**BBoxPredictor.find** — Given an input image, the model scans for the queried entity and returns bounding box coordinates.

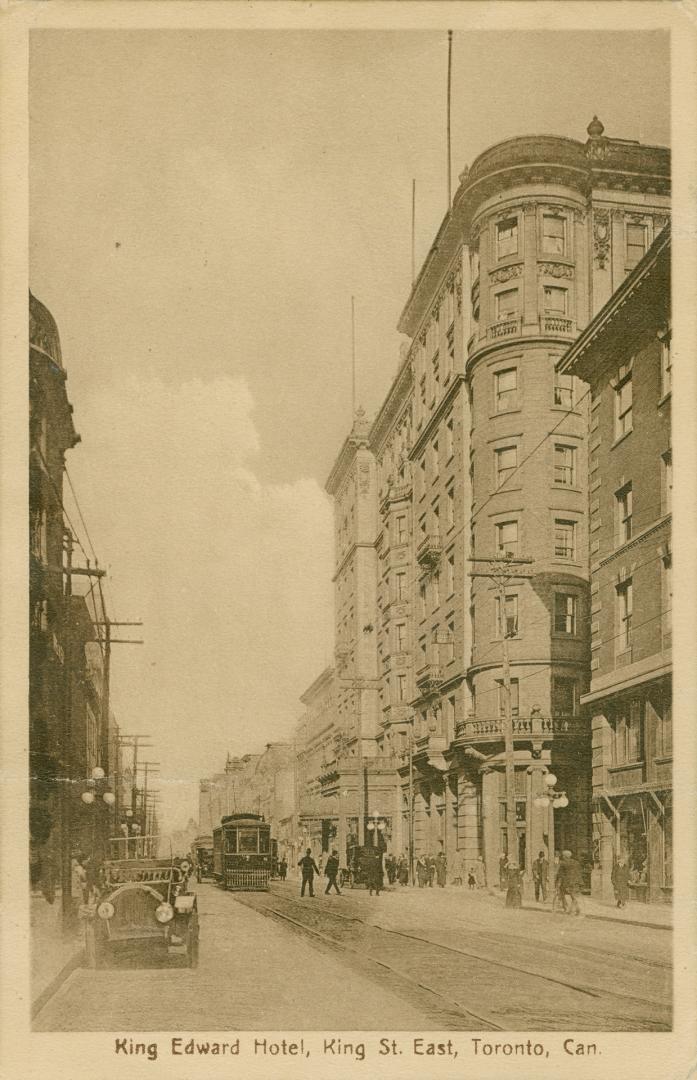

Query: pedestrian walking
[435,851,447,888]
[397,855,409,885]
[499,852,508,891]
[475,855,487,889]
[426,854,436,887]
[557,850,582,915]
[385,854,397,885]
[279,857,288,881]
[467,868,477,889]
[298,848,320,897]
[532,850,549,903]
[611,856,630,908]
[324,848,341,895]
[551,852,564,912]
[416,854,428,888]
[505,861,524,908]
[366,848,383,896]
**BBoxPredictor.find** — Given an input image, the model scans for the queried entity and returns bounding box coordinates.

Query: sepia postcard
[1,3,696,1080]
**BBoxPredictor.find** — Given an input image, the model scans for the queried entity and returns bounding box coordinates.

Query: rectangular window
[662,451,672,515]
[496,594,519,638]
[397,673,407,703]
[554,593,577,635]
[419,582,427,620]
[554,519,576,560]
[446,486,455,528]
[497,217,518,259]
[432,573,440,611]
[543,286,567,314]
[659,329,671,397]
[395,622,407,652]
[497,678,520,717]
[616,484,633,544]
[419,374,427,408]
[239,830,258,853]
[554,443,576,486]
[495,445,517,489]
[446,552,455,596]
[656,698,672,757]
[396,571,407,601]
[614,699,643,763]
[496,520,519,558]
[495,367,518,411]
[396,514,408,545]
[615,368,633,438]
[542,214,566,255]
[617,579,633,651]
[431,440,439,479]
[496,288,519,319]
[445,416,454,460]
[470,604,476,647]
[432,351,440,393]
[552,677,577,717]
[446,326,455,370]
[419,514,427,538]
[626,223,647,267]
[554,371,574,408]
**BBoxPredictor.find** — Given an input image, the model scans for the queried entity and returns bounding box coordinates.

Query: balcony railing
[415,662,443,694]
[488,316,522,341]
[455,714,586,742]
[542,314,574,335]
[416,533,442,568]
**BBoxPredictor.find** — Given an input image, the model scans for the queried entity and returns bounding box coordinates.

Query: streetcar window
[238,830,258,852]
[258,832,270,853]
[225,830,237,853]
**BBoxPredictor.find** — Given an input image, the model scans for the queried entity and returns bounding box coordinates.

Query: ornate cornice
[538,261,574,279]
[489,262,523,284]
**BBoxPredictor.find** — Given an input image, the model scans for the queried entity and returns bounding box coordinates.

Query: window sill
[608,761,645,773]
[490,407,522,420]
[553,484,583,494]
[550,405,581,415]
[654,755,673,765]
[611,429,633,450]
[491,486,523,496]
[551,632,580,640]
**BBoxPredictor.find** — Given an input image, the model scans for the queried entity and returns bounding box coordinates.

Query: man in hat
[532,850,549,903]
[298,848,320,897]
[557,849,582,915]
[324,848,341,895]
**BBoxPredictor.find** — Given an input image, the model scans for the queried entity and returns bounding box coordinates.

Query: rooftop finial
[587,115,605,139]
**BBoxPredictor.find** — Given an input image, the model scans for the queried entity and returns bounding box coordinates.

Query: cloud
[66,374,334,831]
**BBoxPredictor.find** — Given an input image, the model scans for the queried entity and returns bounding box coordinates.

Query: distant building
[199,745,294,857]
[557,227,671,903]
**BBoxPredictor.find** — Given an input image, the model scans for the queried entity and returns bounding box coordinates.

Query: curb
[518,899,672,932]
[31,948,85,1020]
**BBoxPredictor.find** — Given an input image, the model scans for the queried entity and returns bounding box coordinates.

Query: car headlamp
[97,901,115,920]
[155,902,174,923]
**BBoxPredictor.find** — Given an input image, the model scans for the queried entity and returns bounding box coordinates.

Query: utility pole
[468,554,533,868]
[93,619,143,857]
[138,761,160,834]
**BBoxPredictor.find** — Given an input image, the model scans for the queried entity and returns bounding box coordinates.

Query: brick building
[557,227,671,903]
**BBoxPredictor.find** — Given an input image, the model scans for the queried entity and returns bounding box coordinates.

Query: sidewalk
[31,891,85,1017]
[522,890,672,929]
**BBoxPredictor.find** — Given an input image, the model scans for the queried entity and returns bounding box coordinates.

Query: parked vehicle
[191,835,214,882]
[83,837,199,968]
[212,813,272,891]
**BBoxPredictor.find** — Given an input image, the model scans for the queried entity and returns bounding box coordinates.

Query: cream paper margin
[1,3,695,1079]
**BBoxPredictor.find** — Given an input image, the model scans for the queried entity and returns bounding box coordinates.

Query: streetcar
[212,813,272,891]
[191,834,214,882]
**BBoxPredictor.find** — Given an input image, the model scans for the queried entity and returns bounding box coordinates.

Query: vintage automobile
[83,840,199,968]
[191,835,214,883]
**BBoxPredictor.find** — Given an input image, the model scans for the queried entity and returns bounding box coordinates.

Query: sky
[29,28,670,833]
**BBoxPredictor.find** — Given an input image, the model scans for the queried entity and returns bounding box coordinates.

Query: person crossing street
[324,849,341,895]
[298,848,320,897]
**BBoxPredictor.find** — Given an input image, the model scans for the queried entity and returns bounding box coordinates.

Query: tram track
[230,889,671,1032]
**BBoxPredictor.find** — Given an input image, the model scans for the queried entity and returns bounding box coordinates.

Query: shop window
[554,371,574,409]
[497,217,518,259]
[495,367,518,411]
[618,799,648,883]
[542,214,566,255]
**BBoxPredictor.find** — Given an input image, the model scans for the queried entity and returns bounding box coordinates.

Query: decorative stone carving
[358,460,371,495]
[573,208,587,224]
[538,261,574,279]
[454,267,463,314]
[653,214,668,233]
[593,209,611,269]
[611,208,625,221]
[627,211,646,224]
[469,221,481,243]
[522,201,538,215]
[489,263,523,284]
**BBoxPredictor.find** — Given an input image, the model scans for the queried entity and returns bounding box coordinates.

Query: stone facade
[558,227,671,903]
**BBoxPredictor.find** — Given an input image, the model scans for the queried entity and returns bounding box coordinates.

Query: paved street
[34,881,671,1032]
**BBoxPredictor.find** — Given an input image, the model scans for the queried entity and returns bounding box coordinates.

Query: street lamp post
[533,772,569,862]
[365,811,387,852]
